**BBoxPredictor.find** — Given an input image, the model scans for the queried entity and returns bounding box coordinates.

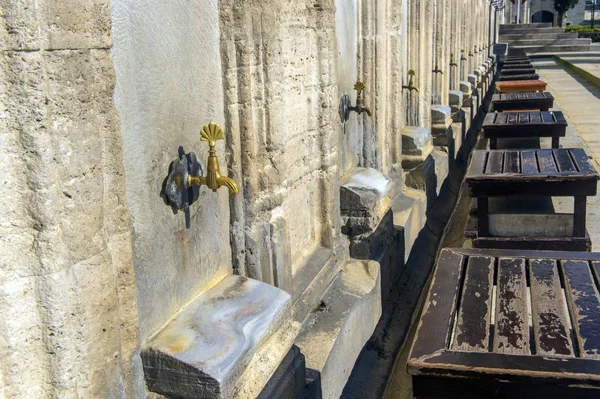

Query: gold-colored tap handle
[354,81,365,96]
[200,122,224,149]
[193,122,239,194]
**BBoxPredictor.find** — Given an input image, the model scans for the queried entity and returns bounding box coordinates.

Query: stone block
[297,260,381,399]
[431,105,452,143]
[41,0,112,50]
[233,320,301,398]
[142,275,293,399]
[401,126,433,169]
[459,81,472,100]
[340,168,392,236]
[431,104,452,126]
[449,122,464,161]
[0,1,41,50]
[404,148,449,209]
[257,345,305,399]
[489,214,574,237]
[449,90,464,114]
[392,188,427,263]
[467,73,478,87]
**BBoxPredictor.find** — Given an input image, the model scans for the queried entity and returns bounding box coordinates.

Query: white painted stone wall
[111,0,233,343]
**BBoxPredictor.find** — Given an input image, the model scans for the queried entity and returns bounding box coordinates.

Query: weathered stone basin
[142,275,292,399]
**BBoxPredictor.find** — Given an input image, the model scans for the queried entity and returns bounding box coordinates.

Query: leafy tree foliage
[554,0,580,26]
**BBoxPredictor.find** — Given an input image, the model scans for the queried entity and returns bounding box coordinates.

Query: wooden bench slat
[521,151,539,174]
[537,150,558,173]
[495,257,529,355]
[554,112,567,124]
[529,259,574,357]
[570,148,597,174]
[541,111,554,123]
[518,113,529,124]
[485,151,504,174]
[452,256,495,352]
[467,151,488,176]
[504,151,520,174]
[496,112,508,125]
[507,113,518,125]
[410,249,467,359]
[530,112,542,124]
[554,149,577,173]
[483,113,497,126]
[562,260,600,359]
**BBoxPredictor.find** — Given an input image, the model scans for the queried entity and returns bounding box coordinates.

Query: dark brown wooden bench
[500,68,536,76]
[483,111,566,149]
[498,73,540,81]
[496,80,547,93]
[408,247,600,399]
[492,92,554,112]
[503,62,533,68]
[465,148,598,251]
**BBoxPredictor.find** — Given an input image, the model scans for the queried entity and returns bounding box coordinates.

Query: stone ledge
[392,188,427,263]
[141,275,293,399]
[402,126,433,169]
[297,260,381,399]
[340,167,392,236]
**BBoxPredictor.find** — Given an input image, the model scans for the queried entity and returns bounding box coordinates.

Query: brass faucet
[348,81,372,117]
[449,53,458,67]
[402,69,420,93]
[188,123,239,194]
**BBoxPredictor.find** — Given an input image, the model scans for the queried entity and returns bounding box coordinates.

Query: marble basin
[142,275,291,398]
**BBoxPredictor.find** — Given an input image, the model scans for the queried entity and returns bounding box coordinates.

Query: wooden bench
[500,68,536,76]
[496,80,547,93]
[408,247,600,399]
[483,111,566,148]
[498,73,540,81]
[503,62,533,68]
[492,92,554,112]
[465,148,598,251]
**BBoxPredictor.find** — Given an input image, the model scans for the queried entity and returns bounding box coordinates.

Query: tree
[554,0,580,27]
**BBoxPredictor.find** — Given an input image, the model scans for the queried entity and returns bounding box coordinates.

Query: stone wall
[0,0,495,397]
[0,1,142,397]
[111,0,233,344]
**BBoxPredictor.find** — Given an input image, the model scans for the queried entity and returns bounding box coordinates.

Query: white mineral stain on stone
[144,275,291,384]
[340,167,392,196]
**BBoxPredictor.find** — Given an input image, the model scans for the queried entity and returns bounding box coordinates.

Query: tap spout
[349,104,372,117]
[347,80,372,118]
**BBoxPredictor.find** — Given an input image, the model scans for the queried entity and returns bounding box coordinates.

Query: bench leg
[574,196,587,237]
[551,137,559,149]
[478,197,489,236]
[490,138,498,150]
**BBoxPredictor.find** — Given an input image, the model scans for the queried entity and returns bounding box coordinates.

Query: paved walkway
[533,57,600,252]
[535,56,600,168]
